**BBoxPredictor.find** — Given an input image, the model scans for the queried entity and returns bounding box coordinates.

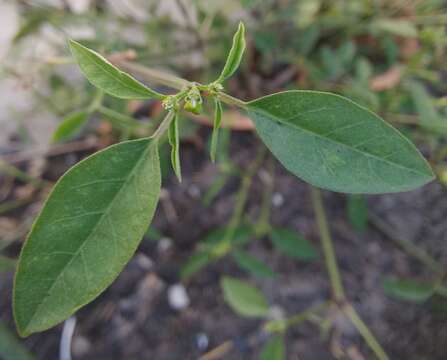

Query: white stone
[168,284,190,310]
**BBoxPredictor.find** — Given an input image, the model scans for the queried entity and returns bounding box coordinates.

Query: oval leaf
[271,228,317,260]
[260,335,285,360]
[14,138,161,336]
[383,277,434,303]
[221,276,269,318]
[69,40,164,100]
[233,251,276,278]
[247,91,434,194]
[52,111,89,142]
[217,22,246,83]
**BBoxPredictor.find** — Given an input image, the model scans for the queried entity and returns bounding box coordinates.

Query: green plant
[12,21,435,358]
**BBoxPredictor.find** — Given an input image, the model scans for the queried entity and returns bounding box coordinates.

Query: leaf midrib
[24,140,154,332]
[249,107,431,178]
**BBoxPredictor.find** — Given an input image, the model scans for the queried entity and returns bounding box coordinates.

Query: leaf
[409,81,447,134]
[260,335,285,360]
[0,323,34,360]
[145,227,163,242]
[180,225,254,279]
[180,250,213,280]
[271,228,317,260]
[347,195,368,233]
[0,256,16,273]
[14,138,161,336]
[217,22,246,83]
[370,19,418,38]
[203,225,254,247]
[52,111,89,142]
[168,112,182,182]
[247,91,434,194]
[69,40,164,100]
[383,278,434,303]
[210,98,223,162]
[221,276,269,317]
[233,251,276,278]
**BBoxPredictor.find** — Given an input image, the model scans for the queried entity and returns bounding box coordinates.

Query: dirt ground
[1,130,447,360]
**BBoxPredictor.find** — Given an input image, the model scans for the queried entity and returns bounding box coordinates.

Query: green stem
[255,156,274,237]
[223,146,267,243]
[369,214,443,275]
[285,301,329,327]
[216,92,247,108]
[311,186,389,360]
[310,187,345,301]
[113,59,247,109]
[343,304,389,360]
[151,111,176,140]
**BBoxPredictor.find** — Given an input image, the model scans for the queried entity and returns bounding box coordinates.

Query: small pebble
[196,332,209,351]
[168,284,190,310]
[188,184,201,198]
[272,193,284,207]
[157,237,173,254]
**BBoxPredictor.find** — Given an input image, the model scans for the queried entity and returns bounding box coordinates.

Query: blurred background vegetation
[1,0,447,359]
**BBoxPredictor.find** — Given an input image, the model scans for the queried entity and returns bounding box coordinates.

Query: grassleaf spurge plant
[13,22,434,357]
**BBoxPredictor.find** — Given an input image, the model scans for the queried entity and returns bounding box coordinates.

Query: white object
[168,284,190,310]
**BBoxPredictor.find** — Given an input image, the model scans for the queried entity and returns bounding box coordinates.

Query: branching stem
[310,187,389,360]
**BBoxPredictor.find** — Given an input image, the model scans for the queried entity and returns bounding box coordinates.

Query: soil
[1,130,447,360]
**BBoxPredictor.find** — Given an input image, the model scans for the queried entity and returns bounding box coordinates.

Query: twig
[369,213,443,275]
[310,187,389,360]
[310,187,345,301]
[1,138,98,165]
[342,304,389,360]
[198,340,234,360]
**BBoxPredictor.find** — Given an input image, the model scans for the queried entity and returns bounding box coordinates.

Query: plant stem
[151,111,175,140]
[310,187,345,301]
[369,214,443,275]
[223,146,267,243]
[113,60,188,90]
[113,59,247,108]
[343,304,389,360]
[311,187,389,360]
[216,92,247,108]
[255,156,274,237]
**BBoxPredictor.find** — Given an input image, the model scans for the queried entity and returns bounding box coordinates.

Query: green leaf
[0,256,16,273]
[221,276,269,317]
[0,323,34,360]
[271,228,317,260]
[203,225,253,247]
[145,227,163,242]
[409,81,447,134]
[233,251,276,278]
[217,22,246,83]
[180,250,213,280]
[168,112,182,182]
[347,195,368,233]
[52,111,89,142]
[247,91,434,194]
[14,138,161,336]
[69,40,164,100]
[383,277,434,303]
[260,335,285,360]
[180,225,254,279]
[370,19,418,38]
[210,98,223,162]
